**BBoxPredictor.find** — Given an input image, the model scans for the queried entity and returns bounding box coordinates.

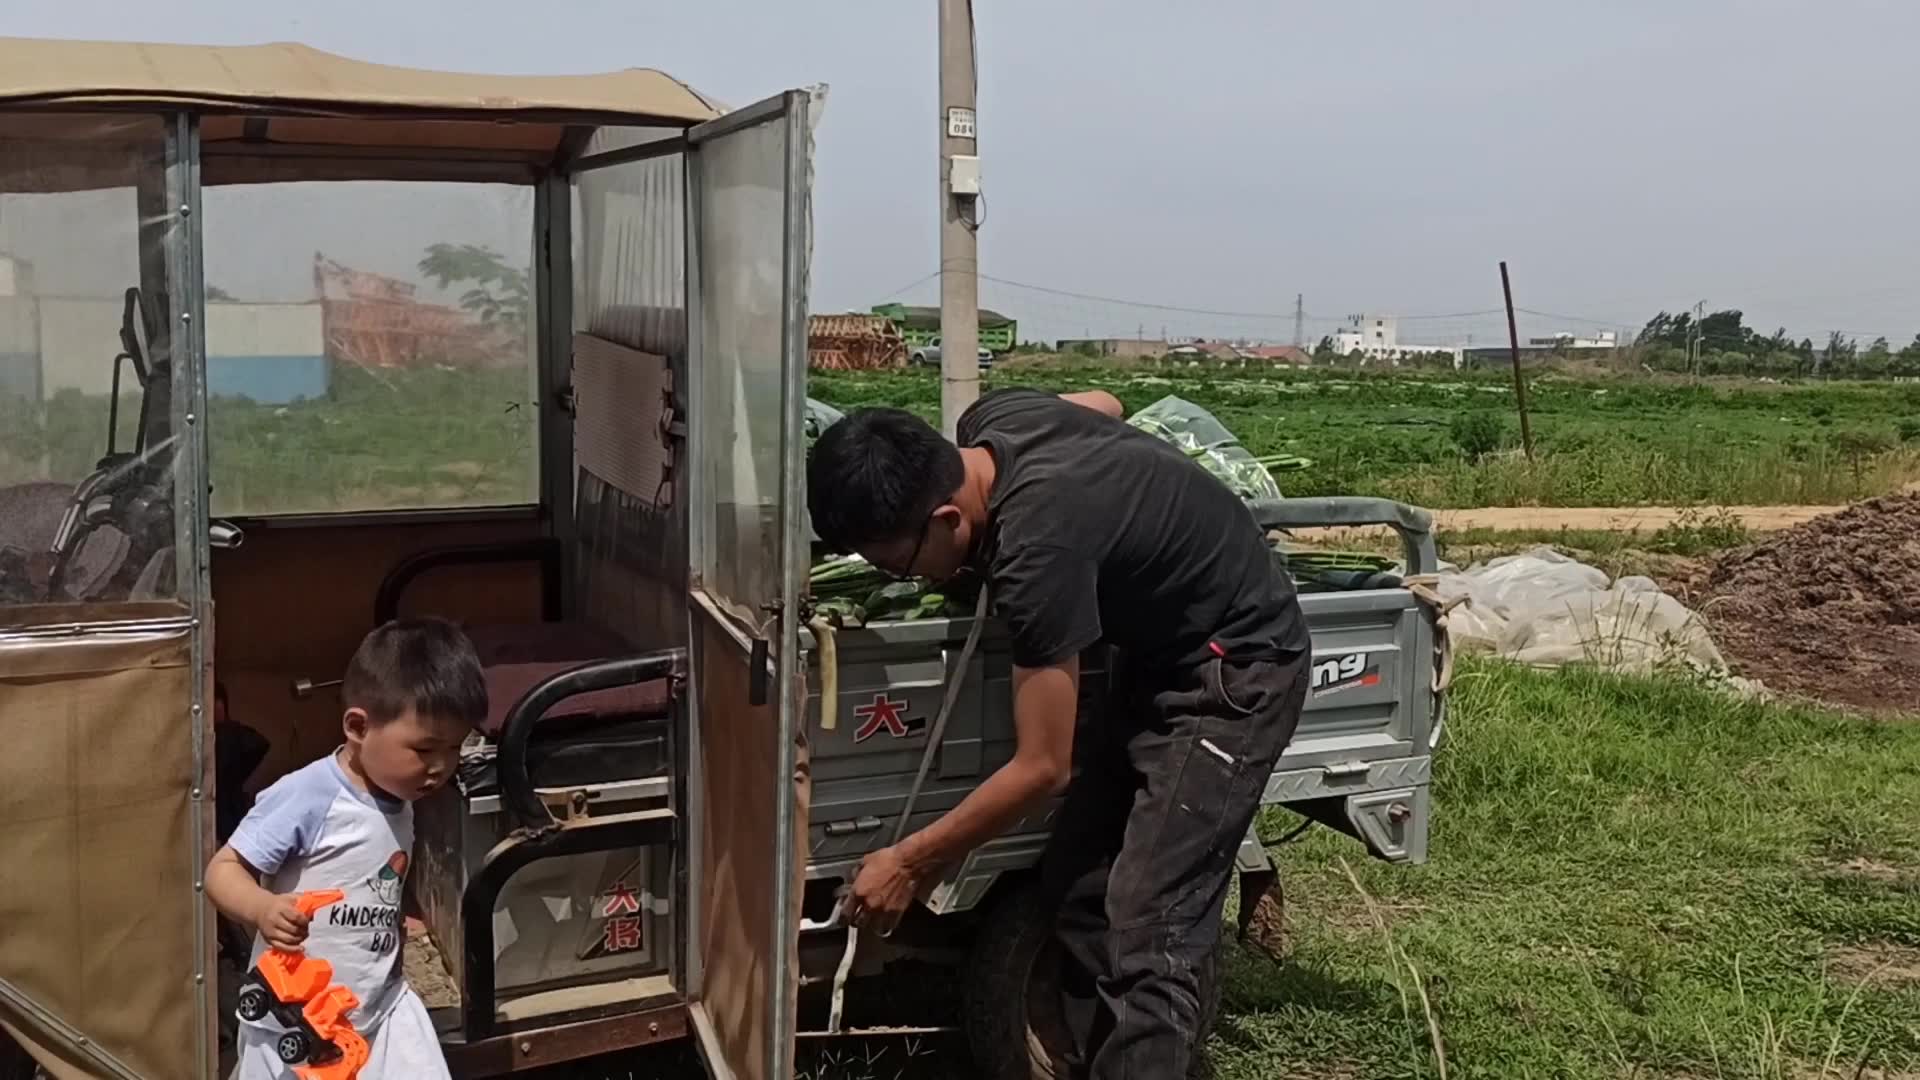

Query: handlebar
[372,538,562,626]
[495,649,686,829]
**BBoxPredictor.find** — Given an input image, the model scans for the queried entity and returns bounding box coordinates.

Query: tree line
[1635,309,1920,379]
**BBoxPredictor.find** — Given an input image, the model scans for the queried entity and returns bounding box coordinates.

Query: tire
[274,1030,310,1065]
[962,880,1222,1080]
[235,983,271,1023]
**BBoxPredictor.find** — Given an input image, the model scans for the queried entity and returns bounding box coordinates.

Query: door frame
[680,88,814,1080]
[0,109,216,1080]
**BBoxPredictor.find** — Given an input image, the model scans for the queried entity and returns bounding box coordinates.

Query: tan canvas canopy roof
[0,37,724,180]
[0,37,721,123]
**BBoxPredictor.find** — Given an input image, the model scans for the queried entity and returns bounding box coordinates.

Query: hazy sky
[9,1,1920,346]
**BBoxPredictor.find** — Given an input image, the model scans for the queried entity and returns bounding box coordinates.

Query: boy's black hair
[807,407,965,552]
[343,616,488,729]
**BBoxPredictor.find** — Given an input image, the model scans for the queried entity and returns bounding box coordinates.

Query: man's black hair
[343,616,488,729]
[808,407,965,552]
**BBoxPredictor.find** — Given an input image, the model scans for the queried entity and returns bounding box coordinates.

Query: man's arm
[1059,390,1123,419]
[844,658,1079,929]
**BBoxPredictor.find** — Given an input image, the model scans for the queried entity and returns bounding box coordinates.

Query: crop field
[8,362,1918,515]
[813,364,1920,509]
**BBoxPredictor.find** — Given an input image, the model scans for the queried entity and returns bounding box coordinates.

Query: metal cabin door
[0,114,215,1080]
[682,90,814,1080]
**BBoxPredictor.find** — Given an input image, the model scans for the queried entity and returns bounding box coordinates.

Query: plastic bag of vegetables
[805,398,846,449]
[1127,395,1307,502]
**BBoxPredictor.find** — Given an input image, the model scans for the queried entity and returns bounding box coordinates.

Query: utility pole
[938,0,980,438]
[1292,293,1305,349]
[1498,261,1535,461]
[1690,299,1705,380]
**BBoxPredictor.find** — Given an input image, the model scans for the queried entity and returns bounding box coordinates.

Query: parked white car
[910,335,994,369]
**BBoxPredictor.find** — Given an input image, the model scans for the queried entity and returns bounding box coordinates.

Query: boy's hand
[255,894,312,951]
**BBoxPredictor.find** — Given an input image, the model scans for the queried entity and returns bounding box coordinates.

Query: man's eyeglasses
[882,517,931,582]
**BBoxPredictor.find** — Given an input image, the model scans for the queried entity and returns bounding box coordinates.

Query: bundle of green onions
[1280,549,1397,574]
[1276,546,1400,593]
[808,555,973,627]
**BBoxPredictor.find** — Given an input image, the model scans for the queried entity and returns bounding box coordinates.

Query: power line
[977,273,1302,320]
[1391,308,1506,321]
[1515,306,1635,328]
[875,271,940,301]
[976,273,1520,324]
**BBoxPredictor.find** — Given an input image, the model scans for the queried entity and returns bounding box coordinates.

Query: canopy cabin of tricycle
[0,37,819,1080]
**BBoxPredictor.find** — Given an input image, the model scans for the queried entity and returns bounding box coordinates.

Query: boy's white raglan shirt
[227,751,447,1079]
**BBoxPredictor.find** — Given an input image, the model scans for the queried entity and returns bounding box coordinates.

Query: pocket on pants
[1203,657,1277,718]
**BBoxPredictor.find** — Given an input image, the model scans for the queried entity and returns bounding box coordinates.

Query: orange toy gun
[233,890,371,1080]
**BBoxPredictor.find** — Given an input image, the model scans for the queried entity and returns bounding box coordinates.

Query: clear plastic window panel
[693,119,790,615]
[0,114,185,608]
[575,126,686,357]
[197,181,538,516]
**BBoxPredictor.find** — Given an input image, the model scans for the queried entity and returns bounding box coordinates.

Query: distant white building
[1529,330,1618,350]
[1333,313,1460,366]
[1333,314,1397,356]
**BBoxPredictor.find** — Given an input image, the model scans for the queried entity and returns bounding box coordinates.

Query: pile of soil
[1699,492,1920,714]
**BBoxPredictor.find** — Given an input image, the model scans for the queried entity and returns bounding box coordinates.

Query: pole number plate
[946,107,976,139]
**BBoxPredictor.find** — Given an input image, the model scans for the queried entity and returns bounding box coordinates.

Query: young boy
[207,617,487,1080]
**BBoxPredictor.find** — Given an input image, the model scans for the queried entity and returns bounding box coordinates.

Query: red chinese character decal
[602,916,644,953]
[601,882,642,918]
[853,693,911,743]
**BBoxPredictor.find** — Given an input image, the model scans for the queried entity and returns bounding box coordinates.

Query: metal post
[938,0,980,438]
[1292,293,1305,349]
[1499,261,1535,461]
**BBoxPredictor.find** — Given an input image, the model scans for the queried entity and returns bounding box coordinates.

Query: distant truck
[872,301,1017,354]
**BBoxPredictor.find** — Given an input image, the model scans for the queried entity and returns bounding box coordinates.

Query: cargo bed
[800,497,1446,916]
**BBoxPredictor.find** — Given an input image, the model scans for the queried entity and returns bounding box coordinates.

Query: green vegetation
[812,365,1920,508]
[1,365,537,515]
[1636,307,1920,379]
[10,361,1915,516]
[1433,509,1754,561]
[1218,659,1920,1079]
[203,365,537,514]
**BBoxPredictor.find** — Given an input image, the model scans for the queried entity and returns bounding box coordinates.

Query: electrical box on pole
[938,0,980,438]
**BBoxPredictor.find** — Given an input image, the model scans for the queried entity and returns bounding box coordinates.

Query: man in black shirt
[808,388,1309,1078]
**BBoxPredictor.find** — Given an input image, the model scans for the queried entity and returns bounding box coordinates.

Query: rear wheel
[962,881,1221,1080]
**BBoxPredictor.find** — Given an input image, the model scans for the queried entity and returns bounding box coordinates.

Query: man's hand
[840,660,1079,938]
[254,894,313,951]
[845,845,922,935]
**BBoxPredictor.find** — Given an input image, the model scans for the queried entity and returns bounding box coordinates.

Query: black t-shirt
[957,388,1307,672]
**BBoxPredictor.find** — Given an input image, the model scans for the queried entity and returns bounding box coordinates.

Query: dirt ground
[1696,492,1920,715]
[1294,485,1920,544]
[1291,504,1845,546]
[405,918,461,1010]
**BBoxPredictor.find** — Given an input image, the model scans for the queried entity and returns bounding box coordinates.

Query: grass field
[0,365,539,516]
[1214,659,1920,1079]
[7,363,1918,513]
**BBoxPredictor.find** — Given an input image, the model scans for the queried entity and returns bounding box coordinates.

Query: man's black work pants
[1038,647,1308,1079]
